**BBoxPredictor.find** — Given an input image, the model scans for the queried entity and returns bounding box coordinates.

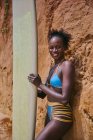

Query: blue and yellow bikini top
[50,66,62,88]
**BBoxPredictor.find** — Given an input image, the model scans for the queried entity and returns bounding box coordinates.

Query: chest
[50,67,63,88]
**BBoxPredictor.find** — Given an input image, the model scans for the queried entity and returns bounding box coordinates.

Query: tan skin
[28,36,74,140]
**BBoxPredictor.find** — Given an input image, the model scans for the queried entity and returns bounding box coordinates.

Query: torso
[47,62,64,102]
[47,87,62,102]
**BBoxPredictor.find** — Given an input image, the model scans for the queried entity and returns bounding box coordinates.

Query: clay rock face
[0,1,12,139]
[36,0,93,140]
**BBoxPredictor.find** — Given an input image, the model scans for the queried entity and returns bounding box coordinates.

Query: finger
[28,76,36,80]
[28,75,35,78]
[28,76,34,80]
[29,73,36,77]
[28,76,36,81]
[28,78,34,83]
[28,75,36,79]
[28,76,33,79]
[30,73,40,78]
[29,73,34,76]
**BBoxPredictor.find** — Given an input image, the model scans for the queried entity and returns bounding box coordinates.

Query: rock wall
[0,0,12,139]
[36,0,93,140]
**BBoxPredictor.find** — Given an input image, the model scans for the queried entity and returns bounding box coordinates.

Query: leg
[35,119,72,140]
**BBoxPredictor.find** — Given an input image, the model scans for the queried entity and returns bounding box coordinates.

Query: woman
[28,29,74,140]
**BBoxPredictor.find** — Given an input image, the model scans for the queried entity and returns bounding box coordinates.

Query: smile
[52,53,59,57]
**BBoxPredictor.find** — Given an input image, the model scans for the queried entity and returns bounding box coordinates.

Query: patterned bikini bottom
[47,101,73,123]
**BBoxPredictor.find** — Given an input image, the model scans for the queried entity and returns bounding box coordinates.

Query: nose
[53,47,57,53]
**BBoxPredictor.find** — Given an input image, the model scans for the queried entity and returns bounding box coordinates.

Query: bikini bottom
[47,101,73,123]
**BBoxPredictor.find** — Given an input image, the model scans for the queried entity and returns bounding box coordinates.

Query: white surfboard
[13,1,37,140]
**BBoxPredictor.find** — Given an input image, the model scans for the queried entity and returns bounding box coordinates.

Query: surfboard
[13,1,37,140]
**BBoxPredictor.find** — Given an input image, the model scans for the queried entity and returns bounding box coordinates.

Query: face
[48,36,64,61]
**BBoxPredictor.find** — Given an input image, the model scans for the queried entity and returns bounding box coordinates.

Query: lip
[52,53,59,57]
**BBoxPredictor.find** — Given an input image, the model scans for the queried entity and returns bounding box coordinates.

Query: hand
[37,87,42,93]
[28,73,42,87]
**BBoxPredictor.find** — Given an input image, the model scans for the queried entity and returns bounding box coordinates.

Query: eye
[49,45,54,50]
[56,45,62,50]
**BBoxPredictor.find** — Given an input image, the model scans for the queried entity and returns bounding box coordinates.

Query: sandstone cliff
[0,0,12,139]
[36,0,93,140]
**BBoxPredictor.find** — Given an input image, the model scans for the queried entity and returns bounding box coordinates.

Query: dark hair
[48,28,71,50]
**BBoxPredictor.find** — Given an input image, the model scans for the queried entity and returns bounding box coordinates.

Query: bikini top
[50,66,62,88]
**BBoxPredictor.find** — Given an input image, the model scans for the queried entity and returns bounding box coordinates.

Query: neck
[54,56,65,65]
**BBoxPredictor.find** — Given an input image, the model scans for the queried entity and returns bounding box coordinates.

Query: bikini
[47,66,73,123]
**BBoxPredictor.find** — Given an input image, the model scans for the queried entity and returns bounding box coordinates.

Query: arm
[39,61,74,104]
[37,75,49,99]
[37,87,46,99]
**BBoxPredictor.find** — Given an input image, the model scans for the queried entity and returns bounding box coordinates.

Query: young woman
[28,29,74,140]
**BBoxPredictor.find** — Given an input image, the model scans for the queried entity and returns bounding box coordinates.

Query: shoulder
[64,60,74,67]
[61,60,73,67]
[61,60,74,73]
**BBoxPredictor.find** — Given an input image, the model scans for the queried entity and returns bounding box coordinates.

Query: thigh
[35,119,72,140]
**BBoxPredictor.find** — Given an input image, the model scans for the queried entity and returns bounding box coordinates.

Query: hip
[47,101,73,123]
